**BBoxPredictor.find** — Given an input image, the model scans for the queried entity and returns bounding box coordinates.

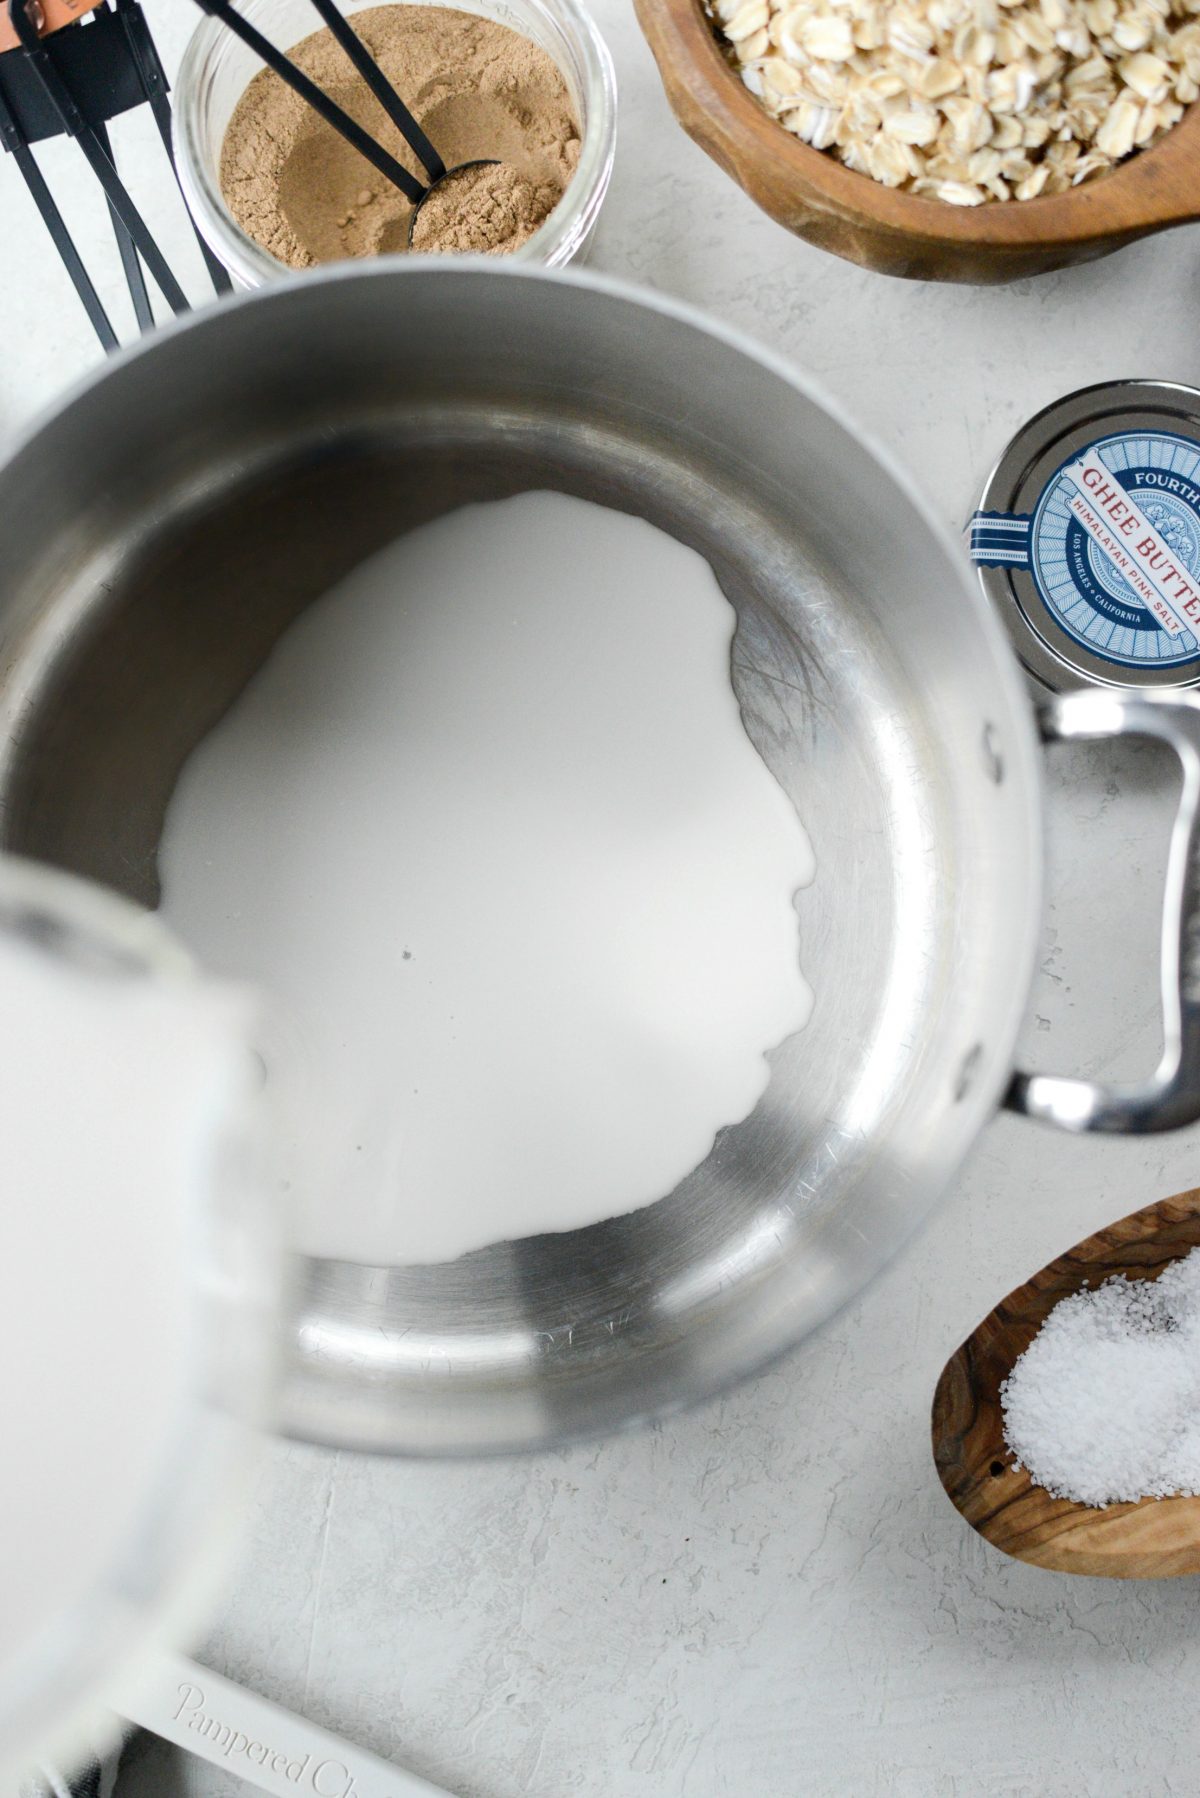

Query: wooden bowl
[633,0,1200,282]
[931,1188,1200,1577]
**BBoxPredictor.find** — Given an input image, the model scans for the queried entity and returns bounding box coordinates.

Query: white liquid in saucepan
[160,493,814,1266]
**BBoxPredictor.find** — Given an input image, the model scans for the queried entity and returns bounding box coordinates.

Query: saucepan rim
[0,262,1050,1455]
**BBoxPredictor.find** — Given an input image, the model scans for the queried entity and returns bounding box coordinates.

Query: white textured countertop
[5,3,1200,1791]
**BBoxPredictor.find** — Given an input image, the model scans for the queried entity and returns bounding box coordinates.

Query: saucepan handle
[1007,687,1200,1134]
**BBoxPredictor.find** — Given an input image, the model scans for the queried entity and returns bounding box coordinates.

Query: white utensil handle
[116,1651,454,1798]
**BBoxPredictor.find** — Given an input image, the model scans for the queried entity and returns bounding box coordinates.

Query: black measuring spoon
[195,0,499,242]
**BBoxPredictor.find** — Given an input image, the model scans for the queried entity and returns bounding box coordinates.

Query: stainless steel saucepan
[3,264,1199,1455]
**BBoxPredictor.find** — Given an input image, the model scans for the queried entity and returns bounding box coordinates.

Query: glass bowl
[0,857,280,1781]
[174,0,617,285]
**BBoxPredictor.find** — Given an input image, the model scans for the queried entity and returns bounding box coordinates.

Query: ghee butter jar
[971,380,1200,693]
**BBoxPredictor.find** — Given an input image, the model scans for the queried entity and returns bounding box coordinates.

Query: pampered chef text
[174,1680,393,1797]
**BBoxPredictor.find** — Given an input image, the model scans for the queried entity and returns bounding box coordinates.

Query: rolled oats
[715,0,1197,201]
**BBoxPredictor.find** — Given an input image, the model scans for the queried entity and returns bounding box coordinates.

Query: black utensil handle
[7,0,190,314]
[95,117,154,331]
[194,0,427,205]
[306,0,444,183]
[114,0,233,296]
[0,92,118,348]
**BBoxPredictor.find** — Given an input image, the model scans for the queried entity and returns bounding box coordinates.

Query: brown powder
[409,161,551,254]
[219,4,581,267]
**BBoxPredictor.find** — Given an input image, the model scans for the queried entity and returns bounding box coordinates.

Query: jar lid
[970,380,1200,692]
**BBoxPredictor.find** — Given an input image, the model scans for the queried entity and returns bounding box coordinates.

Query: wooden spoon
[931,1187,1200,1578]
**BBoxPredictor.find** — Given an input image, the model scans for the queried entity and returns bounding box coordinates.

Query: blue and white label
[970,511,1031,567]
[971,429,1200,670]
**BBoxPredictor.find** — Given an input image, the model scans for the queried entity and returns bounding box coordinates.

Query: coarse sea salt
[1000,1247,1200,1507]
